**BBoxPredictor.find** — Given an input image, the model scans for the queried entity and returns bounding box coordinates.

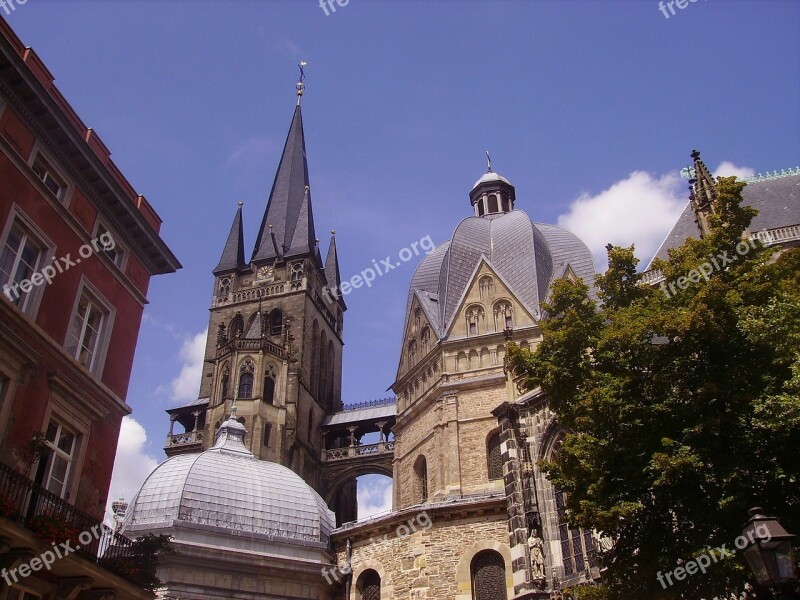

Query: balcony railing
[166,430,203,448]
[0,462,158,589]
[216,337,285,359]
[322,441,395,462]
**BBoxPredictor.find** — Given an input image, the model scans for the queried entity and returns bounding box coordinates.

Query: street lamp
[741,507,798,598]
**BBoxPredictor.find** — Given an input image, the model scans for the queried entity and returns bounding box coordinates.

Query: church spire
[251,102,317,263]
[688,149,719,238]
[213,202,245,275]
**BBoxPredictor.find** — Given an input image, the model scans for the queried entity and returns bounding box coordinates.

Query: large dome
[122,413,335,548]
[407,208,595,338]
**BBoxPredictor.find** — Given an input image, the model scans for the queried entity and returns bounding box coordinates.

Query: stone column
[168,415,176,436]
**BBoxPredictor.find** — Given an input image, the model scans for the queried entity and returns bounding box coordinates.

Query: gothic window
[487,433,503,480]
[263,374,275,404]
[413,308,422,333]
[358,570,381,600]
[230,313,244,338]
[466,305,485,336]
[311,320,320,396]
[479,275,494,299]
[238,372,254,399]
[263,422,272,447]
[269,309,283,336]
[319,331,329,403]
[291,262,304,282]
[414,455,428,502]
[219,364,230,404]
[555,488,597,577]
[307,409,313,443]
[218,277,231,297]
[487,194,499,214]
[326,340,335,409]
[502,197,510,212]
[494,301,513,331]
[471,550,507,600]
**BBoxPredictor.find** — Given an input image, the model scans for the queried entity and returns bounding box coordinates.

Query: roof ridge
[742,166,800,183]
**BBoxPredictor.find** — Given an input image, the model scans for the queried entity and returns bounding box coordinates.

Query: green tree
[506,177,800,599]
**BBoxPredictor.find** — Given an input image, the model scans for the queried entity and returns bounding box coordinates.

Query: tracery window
[218,277,231,297]
[466,305,485,336]
[479,275,494,299]
[494,301,513,331]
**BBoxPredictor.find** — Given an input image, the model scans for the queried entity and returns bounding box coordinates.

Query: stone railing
[216,337,285,359]
[166,430,203,447]
[213,282,289,307]
[342,397,396,412]
[321,441,395,462]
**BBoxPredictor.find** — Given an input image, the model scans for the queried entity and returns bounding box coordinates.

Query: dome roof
[406,209,595,339]
[122,415,335,548]
[472,171,511,190]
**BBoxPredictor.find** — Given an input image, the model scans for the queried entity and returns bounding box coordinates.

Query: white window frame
[28,145,71,206]
[42,418,78,499]
[0,206,55,318]
[92,220,127,270]
[64,278,115,377]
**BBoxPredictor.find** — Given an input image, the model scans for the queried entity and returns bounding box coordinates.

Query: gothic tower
[166,85,346,499]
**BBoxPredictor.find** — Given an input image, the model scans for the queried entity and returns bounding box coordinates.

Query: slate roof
[648,173,800,268]
[251,105,317,262]
[322,403,397,427]
[405,209,596,339]
[213,204,246,274]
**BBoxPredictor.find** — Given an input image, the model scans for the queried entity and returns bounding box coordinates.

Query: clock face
[257,266,273,281]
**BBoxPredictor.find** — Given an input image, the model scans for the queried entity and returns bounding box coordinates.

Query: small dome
[472,171,511,190]
[122,414,335,548]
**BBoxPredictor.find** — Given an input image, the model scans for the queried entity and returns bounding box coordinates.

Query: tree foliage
[506,177,800,598]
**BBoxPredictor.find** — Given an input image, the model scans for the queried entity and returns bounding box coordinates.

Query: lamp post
[741,507,798,599]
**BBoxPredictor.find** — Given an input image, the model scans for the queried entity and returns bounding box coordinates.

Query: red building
[0,16,179,600]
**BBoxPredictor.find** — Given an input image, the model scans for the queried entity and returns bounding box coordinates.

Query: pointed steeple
[324,231,346,310]
[688,149,719,238]
[251,105,317,262]
[214,202,246,275]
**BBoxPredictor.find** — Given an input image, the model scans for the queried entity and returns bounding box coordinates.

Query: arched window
[326,339,335,409]
[307,409,314,443]
[319,331,329,403]
[494,301,513,331]
[238,372,254,399]
[471,550,507,600]
[420,327,430,352]
[414,455,428,502]
[408,339,418,366]
[263,374,275,404]
[487,194,499,214]
[230,312,244,338]
[269,309,282,336]
[291,262,303,282]
[555,490,597,577]
[263,422,272,447]
[413,308,422,333]
[477,197,486,216]
[219,364,230,404]
[479,276,494,299]
[501,197,510,212]
[357,569,381,600]
[311,320,319,396]
[218,277,231,297]
[487,432,503,480]
[466,305,485,336]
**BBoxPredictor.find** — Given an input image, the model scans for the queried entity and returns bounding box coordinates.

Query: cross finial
[486,150,492,173]
[296,60,308,105]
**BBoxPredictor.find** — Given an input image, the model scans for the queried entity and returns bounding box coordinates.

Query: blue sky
[6,0,799,519]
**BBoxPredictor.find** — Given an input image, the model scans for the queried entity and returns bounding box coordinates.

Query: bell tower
[168,68,346,497]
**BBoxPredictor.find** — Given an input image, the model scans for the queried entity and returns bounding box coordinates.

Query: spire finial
[486,150,492,173]
[296,60,308,105]
[238,201,243,207]
[331,229,336,236]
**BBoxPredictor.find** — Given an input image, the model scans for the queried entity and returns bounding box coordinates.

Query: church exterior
[123,80,800,600]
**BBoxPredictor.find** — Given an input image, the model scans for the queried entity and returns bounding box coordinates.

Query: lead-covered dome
[122,413,335,549]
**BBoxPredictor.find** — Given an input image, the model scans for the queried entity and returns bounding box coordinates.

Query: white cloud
[105,417,160,525]
[170,329,207,403]
[357,475,393,520]
[557,171,686,272]
[714,161,755,179]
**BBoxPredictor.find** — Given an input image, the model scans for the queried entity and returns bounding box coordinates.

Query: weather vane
[486,150,492,173]
[296,60,308,104]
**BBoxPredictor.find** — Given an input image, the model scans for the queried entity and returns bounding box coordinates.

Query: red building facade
[0,16,179,600]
